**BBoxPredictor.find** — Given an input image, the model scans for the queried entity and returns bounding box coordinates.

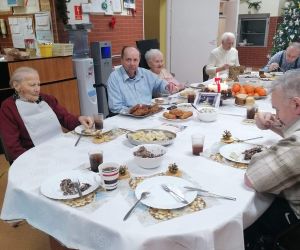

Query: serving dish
[127,129,176,146]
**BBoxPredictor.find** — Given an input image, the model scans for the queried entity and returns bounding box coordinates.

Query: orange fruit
[257,88,266,96]
[245,85,255,94]
[239,87,247,94]
[232,83,241,93]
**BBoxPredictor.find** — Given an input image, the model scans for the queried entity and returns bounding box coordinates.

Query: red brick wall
[237,16,282,69]
[1,0,143,64]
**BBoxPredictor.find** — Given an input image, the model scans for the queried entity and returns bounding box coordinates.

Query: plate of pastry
[162,108,193,121]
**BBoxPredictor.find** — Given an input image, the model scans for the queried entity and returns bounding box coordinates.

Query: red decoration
[131,8,137,16]
[109,17,116,29]
[214,77,221,92]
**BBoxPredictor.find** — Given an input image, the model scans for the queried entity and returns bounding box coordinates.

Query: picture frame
[194,92,221,108]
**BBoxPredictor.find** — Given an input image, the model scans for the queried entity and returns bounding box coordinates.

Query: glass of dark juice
[191,134,205,156]
[93,113,104,130]
[89,150,103,172]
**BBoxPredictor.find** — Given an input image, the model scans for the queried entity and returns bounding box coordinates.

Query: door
[166,0,219,83]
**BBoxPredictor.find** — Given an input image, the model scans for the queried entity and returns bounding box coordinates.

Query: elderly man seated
[107,46,177,114]
[206,32,240,78]
[145,49,185,91]
[262,42,300,72]
[244,70,300,249]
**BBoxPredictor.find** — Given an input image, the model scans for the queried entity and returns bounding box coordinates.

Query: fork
[161,184,188,204]
[74,180,82,198]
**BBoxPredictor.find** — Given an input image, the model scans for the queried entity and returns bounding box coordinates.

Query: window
[237,14,270,47]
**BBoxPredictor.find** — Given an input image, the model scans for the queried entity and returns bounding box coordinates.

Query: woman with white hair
[145,49,185,91]
[0,67,93,162]
[206,32,240,78]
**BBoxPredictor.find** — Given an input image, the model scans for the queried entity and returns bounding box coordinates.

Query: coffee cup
[98,162,119,191]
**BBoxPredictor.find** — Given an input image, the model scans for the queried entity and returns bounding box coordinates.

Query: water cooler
[73,58,98,116]
[91,41,113,118]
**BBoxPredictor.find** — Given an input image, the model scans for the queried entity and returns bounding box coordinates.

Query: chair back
[136,39,159,69]
[93,83,117,118]
[203,65,209,82]
[0,135,12,165]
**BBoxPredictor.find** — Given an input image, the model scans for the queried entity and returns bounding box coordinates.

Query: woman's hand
[78,116,94,128]
[166,82,178,94]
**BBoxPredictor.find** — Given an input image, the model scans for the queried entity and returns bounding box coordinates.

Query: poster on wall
[123,0,135,9]
[13,0,40,14]
[8,16,35,48]
[35,12,53,43]
[0,0,11,12]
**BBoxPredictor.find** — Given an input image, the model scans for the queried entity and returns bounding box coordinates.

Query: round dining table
[1,87,279,250]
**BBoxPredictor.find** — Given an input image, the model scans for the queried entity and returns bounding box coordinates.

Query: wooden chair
[273,222,300,250]
[0,135,13,165]
[203,65,209,82]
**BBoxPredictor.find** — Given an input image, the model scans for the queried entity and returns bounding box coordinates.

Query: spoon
[191,104,201,114]
[123,191,150,221]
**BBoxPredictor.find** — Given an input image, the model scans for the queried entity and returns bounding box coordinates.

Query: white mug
[98,162,119,191]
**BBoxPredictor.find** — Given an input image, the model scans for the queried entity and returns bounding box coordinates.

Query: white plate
[40,170,101,200]
[189,82,205,89]
[135,176,197,209]
[219,143,257,164]
[74,125,98,136]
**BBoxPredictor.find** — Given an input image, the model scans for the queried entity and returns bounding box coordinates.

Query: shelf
[241,33,264,35]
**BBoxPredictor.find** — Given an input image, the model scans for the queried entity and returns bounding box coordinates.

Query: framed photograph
[194,92,221,108]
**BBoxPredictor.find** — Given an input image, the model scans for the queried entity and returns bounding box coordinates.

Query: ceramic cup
[98,162,119,191]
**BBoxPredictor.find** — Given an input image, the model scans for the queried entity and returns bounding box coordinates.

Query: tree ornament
[296,19,300,25]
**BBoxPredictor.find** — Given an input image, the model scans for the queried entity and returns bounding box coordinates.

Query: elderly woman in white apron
[0,67,93,162]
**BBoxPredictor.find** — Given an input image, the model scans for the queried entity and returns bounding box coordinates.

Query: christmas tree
[272,0,300,55]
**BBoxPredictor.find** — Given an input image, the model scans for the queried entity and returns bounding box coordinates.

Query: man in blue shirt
[107,46,177,113]
[263,42,300,72]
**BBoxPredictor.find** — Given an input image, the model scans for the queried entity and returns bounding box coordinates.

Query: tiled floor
[0,154,51,250]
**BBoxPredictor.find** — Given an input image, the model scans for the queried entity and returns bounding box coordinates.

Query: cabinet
[237,14,270,47]
[0,56,80,115]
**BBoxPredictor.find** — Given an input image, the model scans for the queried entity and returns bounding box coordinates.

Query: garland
[55,0,70,25]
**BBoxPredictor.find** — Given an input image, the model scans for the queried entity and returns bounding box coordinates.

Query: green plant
[246,0,262,11]
[55,0,70,25]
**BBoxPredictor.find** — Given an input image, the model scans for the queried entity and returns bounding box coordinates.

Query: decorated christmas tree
[272,0,300,55]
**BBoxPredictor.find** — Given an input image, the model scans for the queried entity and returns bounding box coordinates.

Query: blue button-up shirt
[107,66,168,113]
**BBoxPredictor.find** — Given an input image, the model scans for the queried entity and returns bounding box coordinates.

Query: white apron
[16,99,63,146]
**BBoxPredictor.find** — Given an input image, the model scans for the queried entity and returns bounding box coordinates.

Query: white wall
[239,0,286,16]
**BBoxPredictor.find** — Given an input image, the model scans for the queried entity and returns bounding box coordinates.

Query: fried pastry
[163,112,177,119]
[169,108,184,117]
[180,111,193,119]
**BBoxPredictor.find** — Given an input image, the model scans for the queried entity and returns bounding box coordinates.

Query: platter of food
[120,104,163,118]
[178,88,197,98]
[126,129,176,146]
[162,108,193,121]
[40,170,101,200]
[135,176,197,209]
[219,143,263,164]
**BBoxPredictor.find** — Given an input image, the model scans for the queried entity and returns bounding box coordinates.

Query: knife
[161,184,188,204]
[184,186,236,201]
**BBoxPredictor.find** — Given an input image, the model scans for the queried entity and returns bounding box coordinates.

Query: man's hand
[255,112,275,130]
[269,63,279,72]
[79,116,94,128]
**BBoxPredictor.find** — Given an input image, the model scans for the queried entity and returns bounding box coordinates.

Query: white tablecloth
[1,96,279,250]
